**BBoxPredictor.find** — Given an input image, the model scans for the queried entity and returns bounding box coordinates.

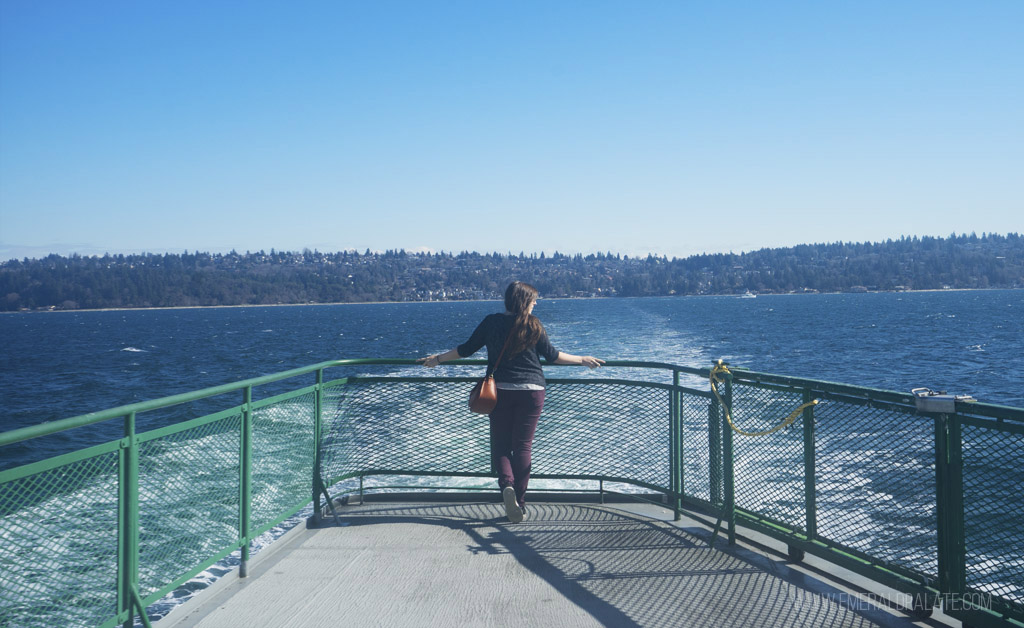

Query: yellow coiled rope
[709,361,820,437]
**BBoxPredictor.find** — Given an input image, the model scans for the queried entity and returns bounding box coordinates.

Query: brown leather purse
[468,332,512,414]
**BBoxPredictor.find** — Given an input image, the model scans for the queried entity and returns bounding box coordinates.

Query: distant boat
[740,291,756,298]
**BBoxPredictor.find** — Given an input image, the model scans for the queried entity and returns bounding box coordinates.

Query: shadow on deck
[160,499,944,628]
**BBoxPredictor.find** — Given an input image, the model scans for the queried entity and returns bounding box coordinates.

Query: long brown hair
[504,281,543,356]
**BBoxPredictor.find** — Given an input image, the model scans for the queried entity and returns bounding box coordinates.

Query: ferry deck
[160,494,955,628]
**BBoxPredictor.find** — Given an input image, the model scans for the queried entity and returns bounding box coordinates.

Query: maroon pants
[489,389,545,507]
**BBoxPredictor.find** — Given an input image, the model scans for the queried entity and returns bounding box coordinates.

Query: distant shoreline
[5,235,1019,314]
[2,287,1015,315]
[0,300,500,314]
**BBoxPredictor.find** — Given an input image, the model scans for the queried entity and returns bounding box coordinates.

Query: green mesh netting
[961,420,1024,606]
[250,394,316,534]
[137,414,242,599]
[537,382,669,486]
[812,399,937,577]
[680,393,723,505]
[320,379,492,480]
[320,379,677,491]
[0,451,119,628]
[728,383,808,530]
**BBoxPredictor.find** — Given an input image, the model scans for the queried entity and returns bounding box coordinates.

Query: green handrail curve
[3,357,1017,448]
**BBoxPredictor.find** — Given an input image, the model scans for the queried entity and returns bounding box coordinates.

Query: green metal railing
[1,359,1021,628]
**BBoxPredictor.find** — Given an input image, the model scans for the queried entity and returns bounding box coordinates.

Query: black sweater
[457,313,559,387]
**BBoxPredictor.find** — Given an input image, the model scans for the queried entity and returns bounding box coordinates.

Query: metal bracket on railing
[912,388,976,413]
[709,516,724,549]
[133,587,153,628]
[315,474,343,527]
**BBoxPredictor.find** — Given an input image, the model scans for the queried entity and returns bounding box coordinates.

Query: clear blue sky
[1,1,1021,262]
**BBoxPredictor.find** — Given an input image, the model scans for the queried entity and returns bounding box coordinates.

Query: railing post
[723,371,736,545]
[802,388,817,546]
[671,370,682,521]
[118,411,142,628]
[239,386,253,578]
[312,368,324,526]
[947,413,966,601]
[709,397,721,508]
[936,412,966,605]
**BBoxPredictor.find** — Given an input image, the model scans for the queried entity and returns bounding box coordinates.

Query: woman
[418,281,604,523]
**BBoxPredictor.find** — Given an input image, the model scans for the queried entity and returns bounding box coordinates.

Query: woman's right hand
[419,349,460,367]
[417,355,440,368]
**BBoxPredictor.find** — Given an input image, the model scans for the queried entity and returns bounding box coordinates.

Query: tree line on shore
[2,233,1021,311]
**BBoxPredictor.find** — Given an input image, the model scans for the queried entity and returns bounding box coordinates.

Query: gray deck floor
[160,499,947,628]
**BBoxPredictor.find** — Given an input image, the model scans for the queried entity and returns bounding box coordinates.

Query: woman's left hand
[581,356,605,369]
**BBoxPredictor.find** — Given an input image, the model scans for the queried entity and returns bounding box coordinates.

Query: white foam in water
[121,346,146,352]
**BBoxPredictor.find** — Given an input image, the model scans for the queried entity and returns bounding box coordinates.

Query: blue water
[1,291,1021,471]
[1,290,1022,625]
